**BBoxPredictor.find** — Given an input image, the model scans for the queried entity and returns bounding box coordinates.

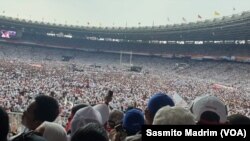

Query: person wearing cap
[153,106,196,125]
[145,92,175,124]
[123,109,145,136]
[110,108,145,141]
[93,104,110,126]
[190,95,228,124]
[123,109,145,141]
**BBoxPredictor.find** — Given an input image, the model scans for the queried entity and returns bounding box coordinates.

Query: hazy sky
[0,0,249,27]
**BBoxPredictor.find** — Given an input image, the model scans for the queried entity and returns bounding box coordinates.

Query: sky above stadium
[0,0,249,27]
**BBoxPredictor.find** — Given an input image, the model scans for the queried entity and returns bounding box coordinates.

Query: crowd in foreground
[1,93,250,141]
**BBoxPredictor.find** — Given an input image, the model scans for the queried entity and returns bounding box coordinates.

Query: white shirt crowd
[0,44,249,133]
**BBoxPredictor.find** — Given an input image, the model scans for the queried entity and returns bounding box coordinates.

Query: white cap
[93,104,109,125]
[190,95,228,123]
[153,106,196,125]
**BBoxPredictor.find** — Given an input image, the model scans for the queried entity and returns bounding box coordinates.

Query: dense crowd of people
[0,44,249,141]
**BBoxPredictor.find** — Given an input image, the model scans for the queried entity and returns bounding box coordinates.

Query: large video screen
[0,30,17,39]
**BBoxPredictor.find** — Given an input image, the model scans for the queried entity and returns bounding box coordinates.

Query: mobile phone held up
[107,90,113,98]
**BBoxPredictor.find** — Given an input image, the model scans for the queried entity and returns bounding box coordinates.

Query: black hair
[71,123,108,141]
[34,95,59,122]
[227,114,250,124]
[72,104,88,115]
[200,111,220,122]
[0,106,9,141]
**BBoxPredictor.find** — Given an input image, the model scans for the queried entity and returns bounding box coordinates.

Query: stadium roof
[1,11,250,41]
[0,0,250,27]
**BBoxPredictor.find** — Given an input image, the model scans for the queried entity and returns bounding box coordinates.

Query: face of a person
[22,102,37,130]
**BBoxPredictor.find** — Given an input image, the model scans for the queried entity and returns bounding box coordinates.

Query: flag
[182,17,186,22]
[138,22,141,27]
[173,93,188,107]
[198,14,202,19]
[214,11,220,16]
[167,17,170,22]
[233,7,236,11]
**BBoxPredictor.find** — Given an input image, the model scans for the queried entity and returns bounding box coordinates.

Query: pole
[120,51,123,65]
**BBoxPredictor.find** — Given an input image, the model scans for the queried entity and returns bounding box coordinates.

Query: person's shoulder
[27,134,47,141]
[125,134,142,141]
[11,131,47,141]
[9,132,23,141]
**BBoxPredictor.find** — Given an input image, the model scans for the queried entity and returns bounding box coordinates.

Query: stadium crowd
[0,44,249,141]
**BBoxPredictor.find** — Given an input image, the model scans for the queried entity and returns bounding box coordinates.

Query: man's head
[145,93,175,124]
[22,95,60,130]
[190,95,228,124]
[108,109,124,129]
[71,123,108,141]
[0,106,9,141]
[227,114,250,125]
